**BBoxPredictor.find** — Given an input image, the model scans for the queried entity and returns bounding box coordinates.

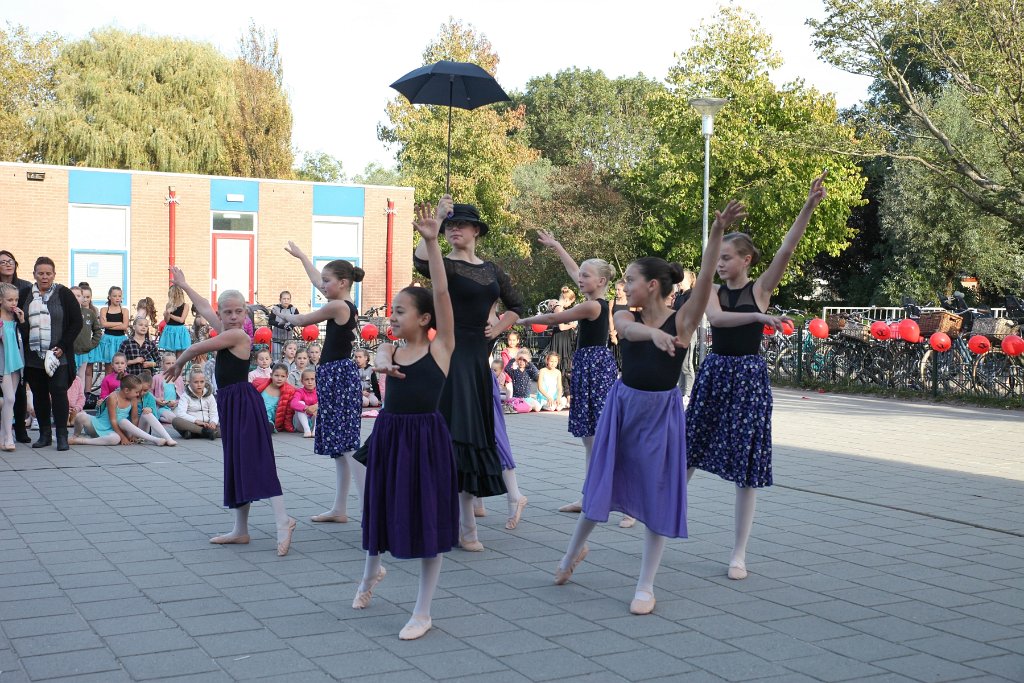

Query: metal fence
[822,306,1008,320]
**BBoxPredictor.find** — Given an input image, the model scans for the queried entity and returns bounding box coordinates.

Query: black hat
[441,204,489,237]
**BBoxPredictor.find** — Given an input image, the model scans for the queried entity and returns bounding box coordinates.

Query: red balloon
[1001,334,1024,357]
[208,328,218,338]
[531,323,548,334]
[157,320,167,334]
[898,319,921,343]
[968,335,992,354]
[929,332,951,352]
[254,326,272,345]
[763,324,775,336]
[427,328,437,341]
[386,326,398,341]
[808,318,829,339]
[302,324,320,342]
[870,321,890,341]
[781,320,795,336]
[889,322,900,340]
[361,324,379,341]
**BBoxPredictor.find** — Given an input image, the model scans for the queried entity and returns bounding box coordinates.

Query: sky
[4,0,872,175]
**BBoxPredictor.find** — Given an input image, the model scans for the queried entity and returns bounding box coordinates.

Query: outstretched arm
[164,329,249,383]
[170,267,220,333]
[415,198,455,368]
[756,172,827,298]
[285,241,324,294]
[414,194,452,263]
[679,200,747,339]
[276,300,349,328]
[536,230,581,283]
[519,300,601,327]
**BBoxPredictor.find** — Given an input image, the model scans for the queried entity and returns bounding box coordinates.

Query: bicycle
[972,294,1024,397]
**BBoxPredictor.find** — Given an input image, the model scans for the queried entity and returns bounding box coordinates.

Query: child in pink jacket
[153,354,186,424]
[289,368,318,437]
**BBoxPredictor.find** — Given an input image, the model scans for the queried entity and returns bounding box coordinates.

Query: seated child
[136,371,178,446]
[491,359,511,400]
[279,340,299,374]
[99,353,128,400]
[248,349,272,382]
[67,376,86,428]
[287,349,310,387]
[306,342,321,370]
[172,367,220,439]
[70,374,171,446]
[153,354,184,424]
[505,349,541,411]
[290,368,318,437]
[251,363,296,432]
[536,352,568,411]
[353,348,381,407]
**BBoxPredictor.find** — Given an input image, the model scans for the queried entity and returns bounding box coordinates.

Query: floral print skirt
[315,358,362,456]
[686,353,773,488]
[568,345,618,438]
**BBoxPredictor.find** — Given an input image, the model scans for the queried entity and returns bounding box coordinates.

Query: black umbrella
[390,60,512,194]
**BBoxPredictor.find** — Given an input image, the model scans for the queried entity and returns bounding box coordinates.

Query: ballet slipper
[554,544,588,585]
[210,534,250,545]
[619,515,637,528]
[303,431,313,438]
[459,535,484,552]
[163,439,177,447]
[558,500,583,513]
[505,496,528,530]
[473,505,486,517]
[728,562,748,580]
[276,517,297,557]
[352,566,387,609]
[310,512,348,523]
[630,591,656,615]
[399,616,432,641]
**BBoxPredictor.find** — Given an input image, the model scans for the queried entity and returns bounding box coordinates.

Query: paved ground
[0,388,1022,682]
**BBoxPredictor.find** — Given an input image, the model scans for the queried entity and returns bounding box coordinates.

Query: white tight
[71,413,120,446]
[294,412,314,434]
[323,453,365,517]
[459,492,478,541]
[502,469,523,517]
[560,516,668,601]
[1,372,19,446]
[358,554,444,619]
[687,468,758,568]
[117,418,166,445]
[139,413,175,442]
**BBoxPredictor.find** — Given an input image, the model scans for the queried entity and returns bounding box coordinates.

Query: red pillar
[167,186,178,279]
[386,199,395,316]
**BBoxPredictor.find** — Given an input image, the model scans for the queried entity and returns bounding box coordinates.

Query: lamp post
[689,97,728,363]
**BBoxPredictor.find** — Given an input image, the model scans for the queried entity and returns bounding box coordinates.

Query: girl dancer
[281,243,364,524]
[687,173,826,581]
[553,200,745,615]
[165,268,296,556]
[395,197,526,548]
[519,233,620,515]
[352,199,459,641]
[0,283,25,451]
[161,285,191,357]
[70,374,170,446]
[98,286,129,370]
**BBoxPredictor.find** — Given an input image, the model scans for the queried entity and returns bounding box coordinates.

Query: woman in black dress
[609,280,629,371]
[397,199,526,551]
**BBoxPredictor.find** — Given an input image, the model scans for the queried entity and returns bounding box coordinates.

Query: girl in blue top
[69,374,170,446]
[0,282,26,451]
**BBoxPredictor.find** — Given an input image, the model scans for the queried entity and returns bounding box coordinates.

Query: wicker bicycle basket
[918,310,963,337]
[972,317,1020,340]
[826,313,848,334]
[840,319,872,343]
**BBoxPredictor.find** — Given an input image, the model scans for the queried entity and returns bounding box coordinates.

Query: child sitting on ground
[251,363,296,433]
[70,374,171,446]
[153,354,184,424]
[353,348,381,408]
[99,352,129,399]
[172,367,219,439]
[248,349,272,382]
[136,371,178,445]
[536,352,568,411]
[505,349,540,410]
[306,342,321,370]
[491,359,512,400]
[290,368,318,437]
[279,340,299,374]
[288,348,310,387]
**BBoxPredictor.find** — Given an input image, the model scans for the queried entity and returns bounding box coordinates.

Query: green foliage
[379,18,537,258]
[624,8,866,286]
[295,151,346,183]
[352,162,402,186]
[516,68,663,174]
[0,23,61,162]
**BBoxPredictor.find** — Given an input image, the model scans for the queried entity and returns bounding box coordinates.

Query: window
[212,212,256,232]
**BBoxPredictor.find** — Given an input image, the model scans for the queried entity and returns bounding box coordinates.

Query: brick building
[0,162,414,315]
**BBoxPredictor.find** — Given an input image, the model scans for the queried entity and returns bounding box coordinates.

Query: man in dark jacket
[18,257,83,451]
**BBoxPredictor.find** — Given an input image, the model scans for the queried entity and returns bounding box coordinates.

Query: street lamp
[689,96,728,363]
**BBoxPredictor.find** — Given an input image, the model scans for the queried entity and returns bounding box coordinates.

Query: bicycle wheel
[973,350,1014,397]
[891,344,927,392]
[774,346,799,381]
[919,349,973,395]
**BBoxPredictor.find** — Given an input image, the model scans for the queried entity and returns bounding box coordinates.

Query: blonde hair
[0,282,18,299]
[580,258,615,291]
[168,285,185,308]
[217,289,247,309]
[723,233,762,268]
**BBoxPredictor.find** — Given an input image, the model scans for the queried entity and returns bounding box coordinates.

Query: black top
[167,304,186,326]
[106,309,126,336]
[383,349,446,414]
[577,299,610,349]
[321,301,358,365]
[414,256,525,332]
[672,289,693,310]
[710,282,763,357]
[619,311,688,392]
[612,302,629,314]
[215,348,250,388]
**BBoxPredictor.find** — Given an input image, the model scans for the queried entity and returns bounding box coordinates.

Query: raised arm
[536,230,581,283]
[170,267,220,333]
[414,194,453,263]
[755,172,827,299]
[285,241,325,294]
[415,198,455,368]
[678,200,747,339]
[519,300,601,327]
[276,300,349,328]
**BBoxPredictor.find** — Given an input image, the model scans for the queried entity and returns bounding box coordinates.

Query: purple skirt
[491,373,515,469]
[217,382,283,509]
[362,411,460,559]
[582,380,688,538]
[568,345,618,438]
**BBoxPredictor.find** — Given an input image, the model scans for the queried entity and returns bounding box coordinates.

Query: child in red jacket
[251,364,297,432]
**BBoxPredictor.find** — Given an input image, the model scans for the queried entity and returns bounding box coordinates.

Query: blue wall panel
[210,179,259,212]
[313,185,364,217]
[68,170,131,206]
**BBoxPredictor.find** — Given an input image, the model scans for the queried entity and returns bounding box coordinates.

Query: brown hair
[323,260,365,284]
[723,232,762,267]
[120,374,145,391]
[631,257,685,297]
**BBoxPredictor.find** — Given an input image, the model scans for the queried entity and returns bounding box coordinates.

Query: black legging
[13,380,28,437]
[25,366,70,437]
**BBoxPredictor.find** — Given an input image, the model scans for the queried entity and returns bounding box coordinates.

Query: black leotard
[710,282,763,357]
[384,350,446,414]
[167,304,186,326]
[106,309,125,336]
[215,348,250,388]
[320,301,358,364]
[619,312,688,391]
[576,299,610,349]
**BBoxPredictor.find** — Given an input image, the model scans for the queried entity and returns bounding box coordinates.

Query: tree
[810,0,1024,232]
[517,68,663,175]
[352,162,401,186]
[32,29,235,174]
[0,23,61,162]
[379,19,537,258]
[228,21,294,179]
[295,151,346,183]
[624,7,867,284]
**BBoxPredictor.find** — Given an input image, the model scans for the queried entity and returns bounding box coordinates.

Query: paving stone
[500,649,608,681]
[592,646,695,679]
[20,648,123,680]
[783,651,886,681]
[118,648,220,680]
[103,628,198,657]
[879,653,988,682]
[688,651,789,681]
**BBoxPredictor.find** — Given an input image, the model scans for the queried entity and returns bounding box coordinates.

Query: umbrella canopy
[390,60,511,193]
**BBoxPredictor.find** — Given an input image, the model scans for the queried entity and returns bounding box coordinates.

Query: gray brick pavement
[0,388,1021,681]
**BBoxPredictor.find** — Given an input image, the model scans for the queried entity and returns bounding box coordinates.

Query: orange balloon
[531,324,548,334]
[898,319,921,343]
[1001,334,1024,357]
[808,318,829,339]
[870,321,890,340]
